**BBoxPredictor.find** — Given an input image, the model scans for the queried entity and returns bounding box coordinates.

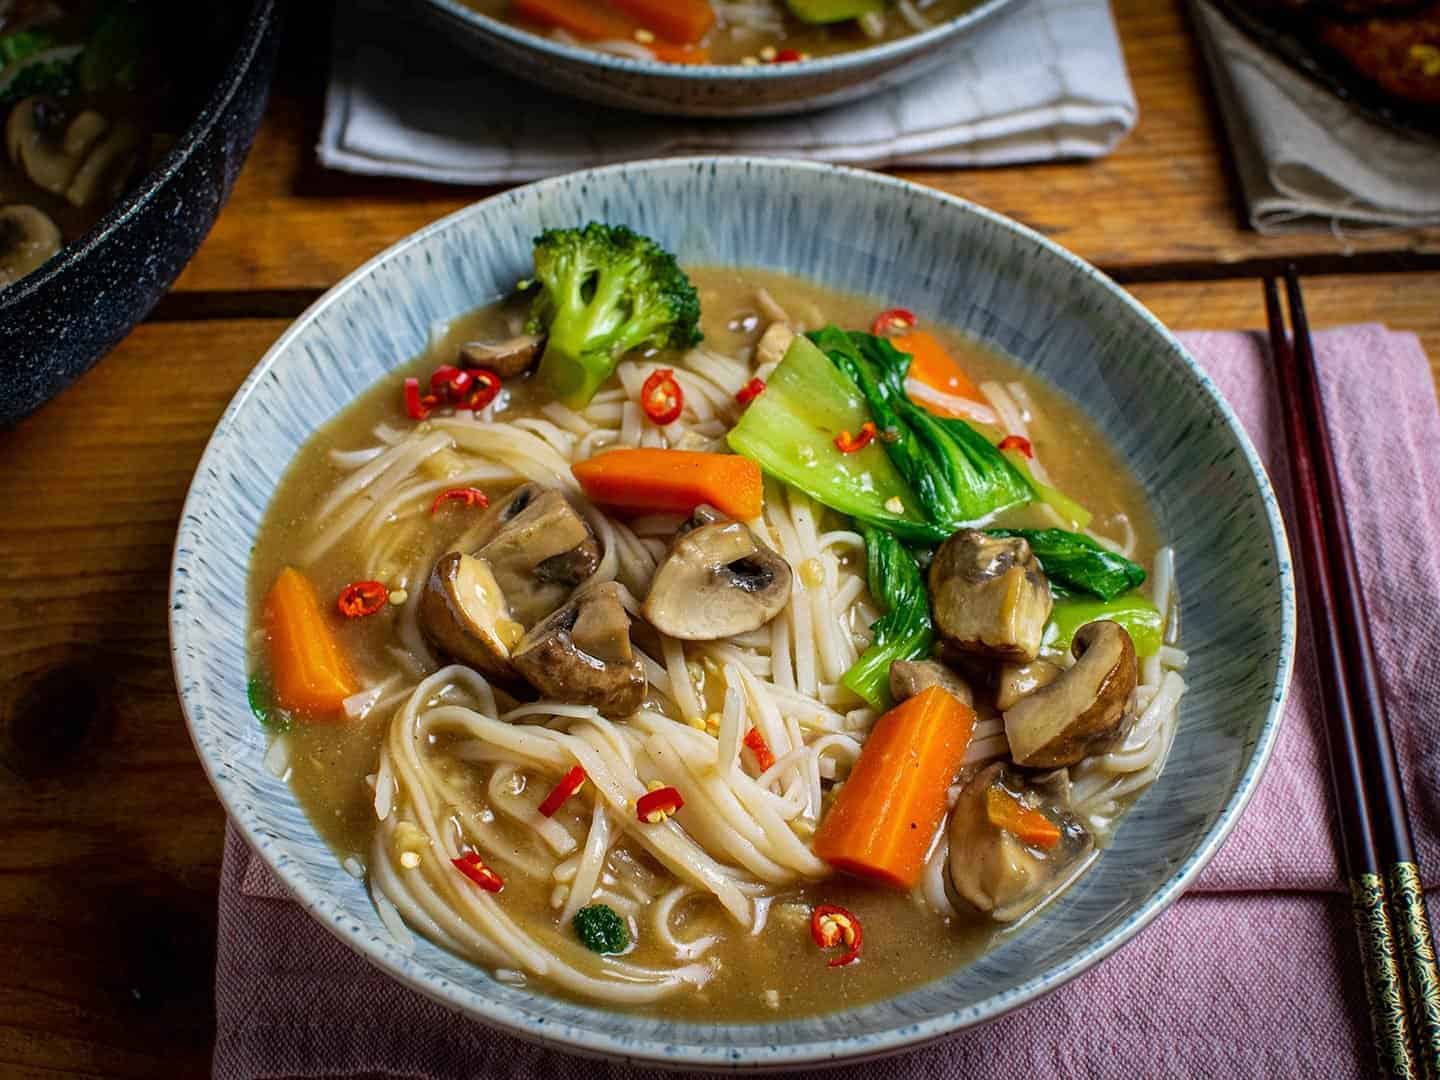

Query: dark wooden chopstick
[1265,272,1440,1079]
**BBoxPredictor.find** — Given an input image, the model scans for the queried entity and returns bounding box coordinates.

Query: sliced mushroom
[0,204,61,287]
[459,334,542,378]
[928,529,1052,662]
[754,321,795,368]
[1003,621,1137,768]
[419,552,524,680]
[511,582,646,717]
[643,517,792,640]
[889,659,974,709]
[948,762,1093,922]
[468,484,600,627]
[995,658,1062,711]
[64,120,139,208]
[5,98,109,197]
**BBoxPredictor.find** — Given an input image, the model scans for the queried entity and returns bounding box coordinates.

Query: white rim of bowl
[171,156,1296,1070]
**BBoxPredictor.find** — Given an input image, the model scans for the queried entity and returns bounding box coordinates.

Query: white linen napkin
[1192,0,1440,234]
[318,0,1137,184]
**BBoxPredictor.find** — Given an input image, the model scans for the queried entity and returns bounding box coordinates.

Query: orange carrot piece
[985,787,1062,850]
[510,0,634,40]
[572,449,763,521]
[510,0,710,62]
[814,687,976,889]
[263,567,358,718]
[606,0,715,44]
[893,331,985,410]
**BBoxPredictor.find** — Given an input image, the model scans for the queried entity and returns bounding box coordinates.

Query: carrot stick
[985,787,1062,850]
[893,331,985,410]
[814,686,975,889]
[510,0,634,40]
[510,0,711,62]
[572,449,763,521]
[606,0,714,44]
[263,567,358,718]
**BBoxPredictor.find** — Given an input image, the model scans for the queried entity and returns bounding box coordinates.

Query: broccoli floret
[526,223,701,409]
[0,30,60,68]
[1,55,79,106]
[572,903,629,955]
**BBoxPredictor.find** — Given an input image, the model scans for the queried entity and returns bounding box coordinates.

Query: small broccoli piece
[0,30,60,68]
[79,1,148,92]
[573,903,629,954]
[1,55,80,106]
[526,223,701,409]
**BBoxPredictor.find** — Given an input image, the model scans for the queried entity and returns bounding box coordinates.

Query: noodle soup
[460,0,982,66]
[248,247,1187,1020]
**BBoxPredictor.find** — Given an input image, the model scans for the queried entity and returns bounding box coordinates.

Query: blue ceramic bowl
[171,158,1294,1070]
[413,0,1019,117]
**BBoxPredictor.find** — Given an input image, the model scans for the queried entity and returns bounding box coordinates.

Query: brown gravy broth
[461,0,981,65]
[249,266,1159,1020]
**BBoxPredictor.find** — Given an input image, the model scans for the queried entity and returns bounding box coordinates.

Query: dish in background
[171,157,1294,1068]
[411,0,1019,116]
[457,0,983,66]
[0,0,278,428]
[1208,0,1440,140]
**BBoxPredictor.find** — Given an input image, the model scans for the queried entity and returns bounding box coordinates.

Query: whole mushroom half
[1003,620,1137,768]
[0,204,61,287]
[929,529,1052,662]
[467,483,601,627]
[6,97,135,208]
[419,553,523,681]
[948,762,1093,923]
[511,581,647,718]
[643,513,792,641]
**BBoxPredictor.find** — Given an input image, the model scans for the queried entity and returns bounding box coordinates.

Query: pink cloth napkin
[215,326,1440,1079]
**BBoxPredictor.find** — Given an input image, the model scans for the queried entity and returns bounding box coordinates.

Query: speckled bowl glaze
[171,158,1294,1071]
[0,0,279,429]
[412,0,1019,117]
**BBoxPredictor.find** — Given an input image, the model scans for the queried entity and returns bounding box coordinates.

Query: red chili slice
[773,47,803,62]
[834,421,877,454]
[337,580,388,618]
[538,765,587,818]
[736,377,766,405]
[743,727,776,772]
[447,368,475,399]
[998,434,1034,459]
[430,365,460,394]
[640,368,684,426]
[403,377,431,421]
[810,903,863,967]
[636,785,684,824]
[430,487,490,515]
[870,308,917,336]
[452,852,504,892]
[463,369,502,411]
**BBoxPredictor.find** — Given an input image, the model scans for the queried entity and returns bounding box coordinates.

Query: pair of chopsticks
[1265,270,1440,1079]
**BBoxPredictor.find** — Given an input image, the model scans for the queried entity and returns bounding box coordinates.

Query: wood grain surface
[1,0,1438,1074]
[167,0,1440,299]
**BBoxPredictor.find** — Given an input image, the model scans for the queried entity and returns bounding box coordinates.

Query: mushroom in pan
[0,204,61,287]
[889,659,974,708]
[948,762,1093,923]
[459,334,542,378]
[928,529,1052,662]
[1003,620,1137,768]
[468,483,601,627]
[6,97,136,208]
[643,511,792,640]
[511,581,647,718]
[994,658,1062,711]
[419,552,524,681]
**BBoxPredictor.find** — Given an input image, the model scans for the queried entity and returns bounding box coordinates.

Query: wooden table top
[2,2,1437,1075]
